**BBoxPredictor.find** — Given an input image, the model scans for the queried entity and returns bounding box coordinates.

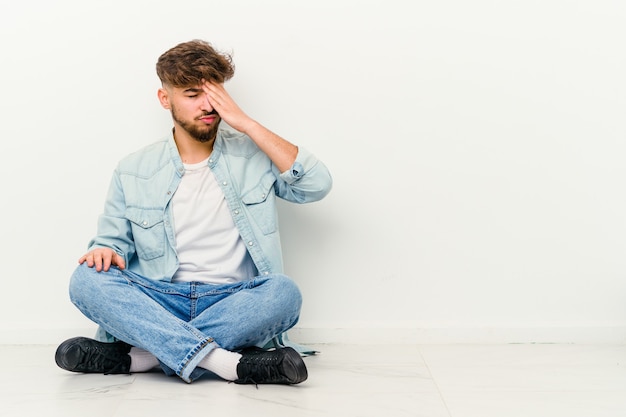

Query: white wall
[1,0,625,345]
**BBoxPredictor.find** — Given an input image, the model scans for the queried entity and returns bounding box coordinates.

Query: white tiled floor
[1,343,626,416]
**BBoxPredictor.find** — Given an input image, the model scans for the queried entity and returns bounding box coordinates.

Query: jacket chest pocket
[125,207,166,260]
[241,172,278,235]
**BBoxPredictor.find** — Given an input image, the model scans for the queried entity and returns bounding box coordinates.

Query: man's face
[164,84,221,143]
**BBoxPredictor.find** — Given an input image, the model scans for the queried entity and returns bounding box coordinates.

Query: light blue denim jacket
[89,128,333,282]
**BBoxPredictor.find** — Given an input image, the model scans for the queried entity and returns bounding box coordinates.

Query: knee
[68,264,115,306]
[69,264,94,305]
[265,274,302,312]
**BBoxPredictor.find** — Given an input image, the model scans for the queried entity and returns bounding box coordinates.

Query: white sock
[198,348,242,381]
[129,347,160,372]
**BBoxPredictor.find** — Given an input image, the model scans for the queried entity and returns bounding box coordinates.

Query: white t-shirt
[170,157,257,284]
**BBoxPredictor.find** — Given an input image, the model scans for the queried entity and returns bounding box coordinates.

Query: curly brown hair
[156,39,235,87]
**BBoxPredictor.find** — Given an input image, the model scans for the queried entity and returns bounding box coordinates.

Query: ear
[158,88,171,109]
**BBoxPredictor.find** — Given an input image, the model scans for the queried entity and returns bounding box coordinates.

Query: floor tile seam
[416,346,454,417]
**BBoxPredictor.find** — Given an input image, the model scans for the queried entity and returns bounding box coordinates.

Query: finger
[102,254,112,272]
[202,88,220,110]
[85,253,95,268]
[114,253,126,270]
[93,253,103,272]
[200,81,212,102]
[207,92,217,108]
[204,82,226,99]
[201,80,218,101]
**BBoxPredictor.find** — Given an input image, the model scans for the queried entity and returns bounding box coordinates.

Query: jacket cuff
[278,147,317,184]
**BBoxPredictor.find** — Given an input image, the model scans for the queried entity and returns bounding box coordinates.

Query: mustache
[198,110,218,118]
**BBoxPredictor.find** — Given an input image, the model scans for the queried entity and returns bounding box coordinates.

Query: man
[54,39,332,385]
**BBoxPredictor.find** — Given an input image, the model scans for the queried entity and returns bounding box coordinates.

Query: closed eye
[183,88,202,98]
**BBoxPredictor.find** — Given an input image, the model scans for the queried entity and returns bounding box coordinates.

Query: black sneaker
[235,346,308,385]
[55,336,132,375]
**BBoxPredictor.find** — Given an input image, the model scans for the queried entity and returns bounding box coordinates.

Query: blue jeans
[68,263,302,383]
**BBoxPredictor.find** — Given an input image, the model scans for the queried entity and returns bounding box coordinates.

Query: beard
[171,105,221,143]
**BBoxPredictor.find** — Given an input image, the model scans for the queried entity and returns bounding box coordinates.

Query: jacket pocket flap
[125,207,163,229]
[241,172,276,205]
